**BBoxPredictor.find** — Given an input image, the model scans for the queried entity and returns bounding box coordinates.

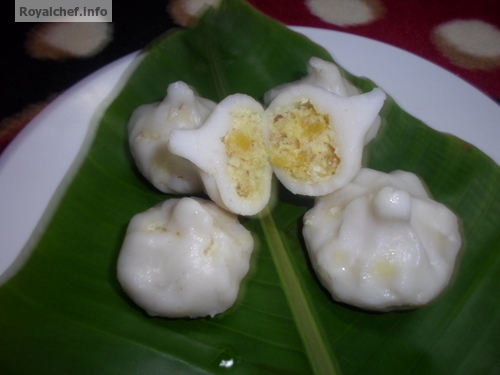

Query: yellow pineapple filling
[373,260,398,281]
[268,99,340,183]
[223,109,268,199]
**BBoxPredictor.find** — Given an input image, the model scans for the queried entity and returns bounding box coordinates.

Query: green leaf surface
[1,1,499,374]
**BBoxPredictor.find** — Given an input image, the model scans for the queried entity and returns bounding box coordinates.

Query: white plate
[0,27,499,279]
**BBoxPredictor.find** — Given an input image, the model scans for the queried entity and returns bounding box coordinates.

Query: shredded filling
[223,109,268,199]
[268,99,340,183]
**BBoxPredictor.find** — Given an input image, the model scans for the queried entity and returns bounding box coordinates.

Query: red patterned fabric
[248,0,500,98]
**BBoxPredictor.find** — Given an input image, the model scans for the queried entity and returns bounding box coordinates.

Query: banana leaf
[1,0,499,374]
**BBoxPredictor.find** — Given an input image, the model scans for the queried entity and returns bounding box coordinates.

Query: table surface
[3,0,499,154]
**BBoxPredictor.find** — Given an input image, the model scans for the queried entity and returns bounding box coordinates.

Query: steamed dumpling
[169,94,272,216]
[265,57,381,144]
[264,84,386,196]
[128,81,216,194]
[264,56,360,103]
[117,197,254,318]
[302,168,462,311]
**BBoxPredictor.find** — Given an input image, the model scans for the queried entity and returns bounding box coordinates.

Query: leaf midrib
[260,208,341,375]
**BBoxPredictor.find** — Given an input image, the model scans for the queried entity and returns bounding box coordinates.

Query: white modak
[128,81,215,194]
[117,197,254,318]
[303,168,462,311]
[169,94,273,216]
